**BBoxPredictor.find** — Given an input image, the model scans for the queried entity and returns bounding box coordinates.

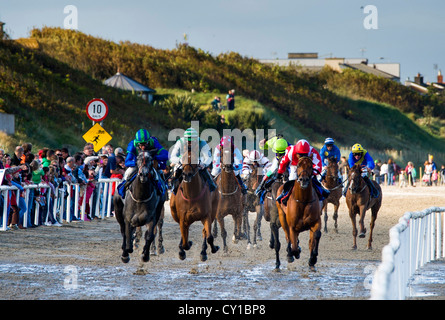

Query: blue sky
[1,0,444,84]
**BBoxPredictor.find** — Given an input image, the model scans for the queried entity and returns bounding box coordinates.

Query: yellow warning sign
[82,123,112,152]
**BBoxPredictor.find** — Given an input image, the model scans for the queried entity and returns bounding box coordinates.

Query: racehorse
[213,143,244,252]
[346,164,382,250]
[276,156,322,271]
[170,142,220,261]
[321,157,342,233]
[114,150,165,263]
[243,163,265,248]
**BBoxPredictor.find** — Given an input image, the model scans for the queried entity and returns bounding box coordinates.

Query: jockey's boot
[201,169,217,192]
[312,176,330,201]
[277,180,294,206]
[236,174,248,194]
[363,176,379,198]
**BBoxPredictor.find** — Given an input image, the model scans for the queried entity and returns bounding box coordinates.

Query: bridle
[296,156,314,189]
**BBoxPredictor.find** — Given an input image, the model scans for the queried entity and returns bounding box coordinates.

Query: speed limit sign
[86,98,109,122]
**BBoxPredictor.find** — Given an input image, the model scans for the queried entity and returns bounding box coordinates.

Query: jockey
[211,135,247,194]
[242,149,270,177]
[118,129,168,198]
[344,143,379,198]
[275,139,330,205]
[254,137,290,199]
[169,127,216,192]
[319,137,342,183]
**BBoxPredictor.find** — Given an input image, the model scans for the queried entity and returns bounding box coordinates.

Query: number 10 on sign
[86,98,109,122]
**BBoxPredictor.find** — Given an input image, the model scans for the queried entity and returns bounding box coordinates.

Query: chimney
[414,73,424,85]
[438,70,443,84]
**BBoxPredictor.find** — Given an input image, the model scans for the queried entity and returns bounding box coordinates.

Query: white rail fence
[1,178,121,231]
[371,206,445,300]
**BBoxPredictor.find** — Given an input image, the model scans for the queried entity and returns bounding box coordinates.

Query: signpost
[86,98,109,123]
[82,122,112,152]
[83,98,111,152]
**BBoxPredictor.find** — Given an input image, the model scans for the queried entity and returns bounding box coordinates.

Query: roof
[104,73,155,93]
[341,63,399,80]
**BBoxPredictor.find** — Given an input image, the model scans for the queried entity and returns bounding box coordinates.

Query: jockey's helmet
[248,150,261,162]
[324,137,334,145]
[134,129,151,147]
[272,138,288,154]
[351,143,364,154]
[184,128,199,141]
[220,135,233,148]
[295,139,310,155]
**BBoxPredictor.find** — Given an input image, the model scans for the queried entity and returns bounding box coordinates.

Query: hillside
[1,27,445,164]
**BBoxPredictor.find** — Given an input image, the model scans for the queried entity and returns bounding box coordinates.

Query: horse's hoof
[179,252,186,260]
[121,255,130,263]
[359,228,367,238]
[142,254,150,263]
[212,246,220,254]
[158,247,165,255]
[200,254,208,262]
[367,245,373,251]
[309,265,317,272]
[351,245,357,250]
[287,256,294,263]
[247,243,252,250]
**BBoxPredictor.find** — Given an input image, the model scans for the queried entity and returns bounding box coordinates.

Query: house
[104,72,156,103]
[259,53,400,81]
[404,71,445,95]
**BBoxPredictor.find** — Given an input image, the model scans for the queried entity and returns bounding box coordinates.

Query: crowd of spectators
[0,142,126,230]
[371,154,445,187]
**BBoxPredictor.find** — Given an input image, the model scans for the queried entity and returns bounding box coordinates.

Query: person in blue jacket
[119,129,168,198]
[343,143,379,198]
[320,137,342,183]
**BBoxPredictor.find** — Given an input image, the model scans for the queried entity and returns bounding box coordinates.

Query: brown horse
[321,157,343,233]
[345,164,382,250]
[170,143,220,261]
[212,144,244,252]
[243,163,264,248]
[276,156,322,271]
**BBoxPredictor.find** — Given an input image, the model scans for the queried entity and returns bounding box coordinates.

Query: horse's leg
[157,218,165,255]
[290,228,301,260]
[212,215,219,239]
[218,215,228,253]
[323,201,328,233]
[253,205,263,245]
[349,210,358,250]
[333,201,339,233]
[142,221,156,262]
[308,222,322,271]
[243,206,252,249]
[367,207,379,250]
[134,226,142,249]
[201,219,219,261]
[270,221,281,270]
[233,212,242,243]
[358,206,367,238]
[178,221,192,260]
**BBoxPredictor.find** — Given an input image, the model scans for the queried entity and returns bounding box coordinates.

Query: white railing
[0,178,121,231]
[371,206,445,300]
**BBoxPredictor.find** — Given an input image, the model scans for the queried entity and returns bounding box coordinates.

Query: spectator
[226,89,235,110]
[211,96,221,111]
[11,146,24,166]
[21,143,33,164]
[102,144,114,179]
[0,148,5,169]
[29,160,45,226]
[405,161,417,187]
[380,161,388,185]
[11,169,27,229]
[339,156,349,183]
[42,149,56,168]
[83,143,95,158]
[373,159,382,184]
[423,161,433,186]
[387,159,394,186]
[60,148,70,161]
